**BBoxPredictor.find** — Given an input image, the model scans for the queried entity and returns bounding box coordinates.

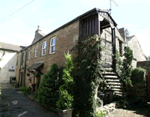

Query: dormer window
[49,37,56,54]
[41,41,47,56]
[35,45,38,57]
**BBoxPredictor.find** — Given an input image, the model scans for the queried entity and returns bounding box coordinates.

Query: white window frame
[35,45,38,57]
[49,37,56,54]
[41,41,47,56]
[28,50,31,59]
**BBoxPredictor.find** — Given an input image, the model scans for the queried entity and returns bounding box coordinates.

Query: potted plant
[56,52,74,117]
[56,87,73,117]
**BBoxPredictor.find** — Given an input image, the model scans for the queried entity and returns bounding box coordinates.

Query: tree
[38,63,60,108]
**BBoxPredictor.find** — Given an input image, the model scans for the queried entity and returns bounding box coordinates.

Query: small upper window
[42,41,47,56]
[119,40,123,56]
[35,45,38,57]
[49,37,56,54]
[28,50,31,59]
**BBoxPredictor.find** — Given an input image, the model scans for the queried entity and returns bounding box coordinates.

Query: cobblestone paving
[107,108,148,117]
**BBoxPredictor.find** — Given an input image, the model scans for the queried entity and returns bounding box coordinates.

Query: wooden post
[111,28,116,71]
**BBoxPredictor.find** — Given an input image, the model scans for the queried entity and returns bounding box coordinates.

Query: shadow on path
[0,83,58,117]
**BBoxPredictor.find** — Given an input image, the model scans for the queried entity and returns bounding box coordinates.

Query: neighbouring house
[15,8,145,105]
[119,28,146,67]
[0,42,23,83]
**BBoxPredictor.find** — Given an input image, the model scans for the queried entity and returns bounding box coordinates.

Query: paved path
[0,83,58,117]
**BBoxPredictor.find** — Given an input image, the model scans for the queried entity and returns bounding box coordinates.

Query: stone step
[111,88,122,91]
[101,68,113,72]
[103,75,118,79]
[101,72,116,75]
[110,85,122,88]
[106,79,120,82]
[106,82,122,85]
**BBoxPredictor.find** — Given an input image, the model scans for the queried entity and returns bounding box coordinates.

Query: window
[9,66,15,72]
[35,45,38,57]
[28,50,31,59]
[49,37,56,54]
[42,41,47,55]
[119,40,123,56]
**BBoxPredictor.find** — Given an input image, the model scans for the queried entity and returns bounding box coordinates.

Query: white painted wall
[0,51,17,83]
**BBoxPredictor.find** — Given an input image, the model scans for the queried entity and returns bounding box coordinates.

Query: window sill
[49,52,55,54]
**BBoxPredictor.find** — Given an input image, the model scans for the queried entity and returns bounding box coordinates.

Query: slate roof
[27,61,44,71]
[119,28,125,39]
[0,42,21,52]
[32,26,45,44]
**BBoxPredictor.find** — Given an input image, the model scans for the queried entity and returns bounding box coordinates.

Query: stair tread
[103,75,118,78]
[106,79,120,82]
[106,82,121,85]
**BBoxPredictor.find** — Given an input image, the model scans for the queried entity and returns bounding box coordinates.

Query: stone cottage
[15,8,145,104]
[119,28,146,67]
[0,42,23,83]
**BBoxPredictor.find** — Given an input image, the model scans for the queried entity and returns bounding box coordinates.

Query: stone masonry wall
[25,20,79,87]
[127,36,146,61]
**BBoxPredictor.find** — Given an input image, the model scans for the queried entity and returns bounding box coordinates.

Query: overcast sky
[0,0,150,56]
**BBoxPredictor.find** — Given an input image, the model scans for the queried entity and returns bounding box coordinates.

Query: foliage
[131,67,146,84]
[26,73,30,76]
[20,86,31,95]
[129,67,146,105]
[122,46,133,87]
[38,63,60,108]
[35,72,41,77]
[33,90,39,101]
[56,52,74,110]
[95,111,106,117]
[116,98,129,108]
[72,34,103,117]
[116,50,123,77]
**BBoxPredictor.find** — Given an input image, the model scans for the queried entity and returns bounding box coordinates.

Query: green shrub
[26,73,30,76]
[38,63,60,108]
[95,111,106,117]
[20,86,31,95]
[33,90,39,101]
[56,52,74,110]
[122,46,133,87]
[131,67,146,84]
[116,50,123,77]
[35,72,41,77]
[129,67,146,104]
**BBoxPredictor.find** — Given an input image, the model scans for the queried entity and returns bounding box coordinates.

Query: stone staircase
[101,68,123,97]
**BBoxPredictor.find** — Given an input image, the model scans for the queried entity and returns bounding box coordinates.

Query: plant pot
[57,108,73,117]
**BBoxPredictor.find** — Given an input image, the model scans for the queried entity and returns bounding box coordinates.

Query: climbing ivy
[116,50,123,77]
[72,34,104,117]
[122,46,133,87]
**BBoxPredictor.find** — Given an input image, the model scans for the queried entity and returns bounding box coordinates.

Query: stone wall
[24,20,79,87]
[0,51,17,83]
[101,27,124,67]
[127,36,146,62]
[137,61,150,71]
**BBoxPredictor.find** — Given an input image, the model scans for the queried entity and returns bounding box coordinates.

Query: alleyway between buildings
[0,83,58,117]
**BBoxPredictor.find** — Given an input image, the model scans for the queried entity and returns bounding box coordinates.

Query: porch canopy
[27,61,44,72]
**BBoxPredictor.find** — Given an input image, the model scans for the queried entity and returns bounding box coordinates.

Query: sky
[0,0,150,56]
